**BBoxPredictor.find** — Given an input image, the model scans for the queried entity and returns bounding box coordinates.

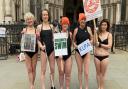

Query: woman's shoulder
[37,24,42,29]
[108,32,112,38]
[21,27,27,34]
[37,24,42,32]
[74,27,78,33]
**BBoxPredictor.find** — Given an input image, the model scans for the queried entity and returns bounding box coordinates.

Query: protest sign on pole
[83,0,102,22]
[54,33,68,56]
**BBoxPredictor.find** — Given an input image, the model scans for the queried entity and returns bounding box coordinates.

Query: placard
[21,34,36,52]
[0,27,6,37]
[78,39,93,56]
[54,33,68,56]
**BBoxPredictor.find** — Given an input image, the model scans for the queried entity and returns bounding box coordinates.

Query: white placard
[83,0,102,21]
[54,33,68,56]
[21,34,36,52]
[78,39,93,56]
[0,27,6,37]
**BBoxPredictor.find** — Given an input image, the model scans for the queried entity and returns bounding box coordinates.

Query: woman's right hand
[73,43,78,49]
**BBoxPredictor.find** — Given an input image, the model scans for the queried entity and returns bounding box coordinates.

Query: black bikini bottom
[55,54,71,61]
[95,55,109,61]
[25,51,38,58]
[75,49,87,59]
[40,48,54,57]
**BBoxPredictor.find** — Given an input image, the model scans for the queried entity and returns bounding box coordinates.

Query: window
[121,0,126,21]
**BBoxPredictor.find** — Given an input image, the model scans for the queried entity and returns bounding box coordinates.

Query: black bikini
[25,28,38,58]
[95,33,109,61]
[40,24,54,56]
[75,26,90,58]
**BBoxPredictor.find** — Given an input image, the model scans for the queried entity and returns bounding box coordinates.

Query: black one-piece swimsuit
[75,27,90,58]
[40,25,54,56]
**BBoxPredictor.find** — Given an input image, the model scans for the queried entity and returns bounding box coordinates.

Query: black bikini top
[98,33,109,45]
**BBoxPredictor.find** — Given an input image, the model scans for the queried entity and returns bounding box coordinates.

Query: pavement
[0,49,128,89]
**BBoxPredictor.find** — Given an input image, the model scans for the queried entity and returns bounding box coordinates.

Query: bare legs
[75,52,90,89]
[25,53,38,89]
[56,57,72,89]
[40,51,55,89]
[94,58,109,89]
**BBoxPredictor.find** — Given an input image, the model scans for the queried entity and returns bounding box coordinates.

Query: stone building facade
[0,0,64,23]
[101,0,128,24]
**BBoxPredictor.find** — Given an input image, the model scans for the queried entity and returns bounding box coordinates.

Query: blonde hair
[24,12,35,22]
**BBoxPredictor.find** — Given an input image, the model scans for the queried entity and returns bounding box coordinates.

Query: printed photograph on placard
[54,33,68,56]
[21,34,36,52]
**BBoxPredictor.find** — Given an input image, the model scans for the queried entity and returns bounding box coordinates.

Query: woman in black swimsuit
[94,19,112,89]
[37,9,55,89]
[21,12,38,89]
[73,13,93,89]
[56,17,72,89]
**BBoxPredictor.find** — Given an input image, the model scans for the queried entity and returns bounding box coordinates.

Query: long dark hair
[98,19,110,34]
[40,9,51,22]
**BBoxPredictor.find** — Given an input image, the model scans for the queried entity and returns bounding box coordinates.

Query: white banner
[54,33,68,56]
[21,34,36,52]
[83,0,102,21]
[78,39,93,56]
[0,27,6,37]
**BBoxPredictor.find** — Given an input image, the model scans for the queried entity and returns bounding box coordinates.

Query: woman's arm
[69,32,73,47]
[73,28,78,49]
[87,26,93,44]
[100,33,112,49]
[93,29,99,46]
[21,28,26,34]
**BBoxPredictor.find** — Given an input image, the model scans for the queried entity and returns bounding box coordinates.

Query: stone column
[126,1,128,21]
[0,0,4,23]
[11,0,16,22]
[5,0,12,22]
[116,3,121,24]
[110,5,113,24]
[23,0,30,14]
[105,6,108,19]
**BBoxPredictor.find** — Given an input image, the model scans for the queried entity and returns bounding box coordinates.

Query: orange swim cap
[61,17,70,25]
[78,13,86,22]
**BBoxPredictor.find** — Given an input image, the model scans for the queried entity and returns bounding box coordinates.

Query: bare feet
[79,87,82,89]
[60,87,63,89]
[30,85,34,89]
[41,86,45,89]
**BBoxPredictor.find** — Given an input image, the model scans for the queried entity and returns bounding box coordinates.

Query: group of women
[21,9,112,89]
